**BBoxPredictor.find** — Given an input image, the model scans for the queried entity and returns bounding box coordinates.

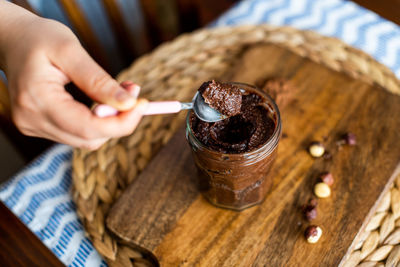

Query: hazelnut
[308,142,325,158]
[337,132,357,147]
[343,132,356,145]
[305,225,322,243]
[304,207,317,221]
[308,198,318,208]
[314,182,331,198]
[320,172,334,186]
[302,199,318,221]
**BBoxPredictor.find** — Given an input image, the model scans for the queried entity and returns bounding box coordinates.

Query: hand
[0,2,147,150]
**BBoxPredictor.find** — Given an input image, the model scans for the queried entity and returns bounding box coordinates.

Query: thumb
[52,42,135,111]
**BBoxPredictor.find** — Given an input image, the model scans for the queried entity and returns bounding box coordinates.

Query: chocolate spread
[191,81,276,153]
[199,80,242,117]
[186,82,281,211]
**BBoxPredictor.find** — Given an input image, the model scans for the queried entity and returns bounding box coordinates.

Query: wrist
[0,1,38,70]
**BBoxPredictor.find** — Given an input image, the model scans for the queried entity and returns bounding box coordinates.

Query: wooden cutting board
[106,44,400,266]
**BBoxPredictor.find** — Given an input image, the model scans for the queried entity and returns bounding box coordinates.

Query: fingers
[12,75,147,147]
[91,98,149,138]
[12,58,147,147]
[95,99,149,137]
[50,42,136,111]
[37,121,109,150]
[120,80,141,98]
[12,95,110,150]
[44,90,148,140]
[17,93,147,149]
[93,81,142,118]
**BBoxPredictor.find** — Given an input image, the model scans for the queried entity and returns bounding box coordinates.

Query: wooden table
[0,202,63,267]
[106,43,400,266]
[352,0,400,26]
[0,1,398,266]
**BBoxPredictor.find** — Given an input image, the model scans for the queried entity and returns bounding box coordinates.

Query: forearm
[0,1,39,71]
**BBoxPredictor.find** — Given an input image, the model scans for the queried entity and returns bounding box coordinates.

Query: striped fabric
[1,0,400,266]
[212,0,400,78]
[0,145,106,266]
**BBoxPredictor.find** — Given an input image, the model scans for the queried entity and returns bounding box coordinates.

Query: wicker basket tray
[72,25,400,267]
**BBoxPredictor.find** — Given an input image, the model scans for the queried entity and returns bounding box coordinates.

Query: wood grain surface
[352,0,400,26]
[107,44,400,266]
[0,202,64,267]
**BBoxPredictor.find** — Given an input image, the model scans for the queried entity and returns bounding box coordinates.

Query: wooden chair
[10,0,236,75]
[11,0,147,75]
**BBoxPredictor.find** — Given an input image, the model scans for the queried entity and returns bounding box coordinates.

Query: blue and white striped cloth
[0,145,106,266]
[1,0,400,266]
[212,0,400,78]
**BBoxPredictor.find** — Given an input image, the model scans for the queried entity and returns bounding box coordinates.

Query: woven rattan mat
[72,25,400,267]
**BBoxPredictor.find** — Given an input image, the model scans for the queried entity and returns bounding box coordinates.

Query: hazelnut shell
[305,225,322,243]
[320,172,334,186]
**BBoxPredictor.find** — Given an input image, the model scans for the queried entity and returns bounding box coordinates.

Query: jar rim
[186,82,282,158]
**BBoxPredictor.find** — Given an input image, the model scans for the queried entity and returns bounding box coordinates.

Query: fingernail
[120,81,134,88]
[115,89,135,103]
[131,85,141,99]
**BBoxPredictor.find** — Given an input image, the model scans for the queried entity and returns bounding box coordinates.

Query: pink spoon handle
[93,104,118,118]
[93,101,184,118]
[144,101,182,115]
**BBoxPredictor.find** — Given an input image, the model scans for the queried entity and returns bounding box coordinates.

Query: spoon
[93,92,227,122]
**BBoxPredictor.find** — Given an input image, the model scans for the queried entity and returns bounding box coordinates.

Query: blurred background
[0,0,398,179]
[13,0,240,76]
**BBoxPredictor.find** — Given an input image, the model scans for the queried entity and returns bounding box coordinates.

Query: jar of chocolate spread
[186,81,282,211]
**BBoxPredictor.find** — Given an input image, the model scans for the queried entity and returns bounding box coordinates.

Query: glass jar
[186,82,282,211]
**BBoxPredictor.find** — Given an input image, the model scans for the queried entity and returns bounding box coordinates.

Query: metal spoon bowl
[190,92,227,122]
